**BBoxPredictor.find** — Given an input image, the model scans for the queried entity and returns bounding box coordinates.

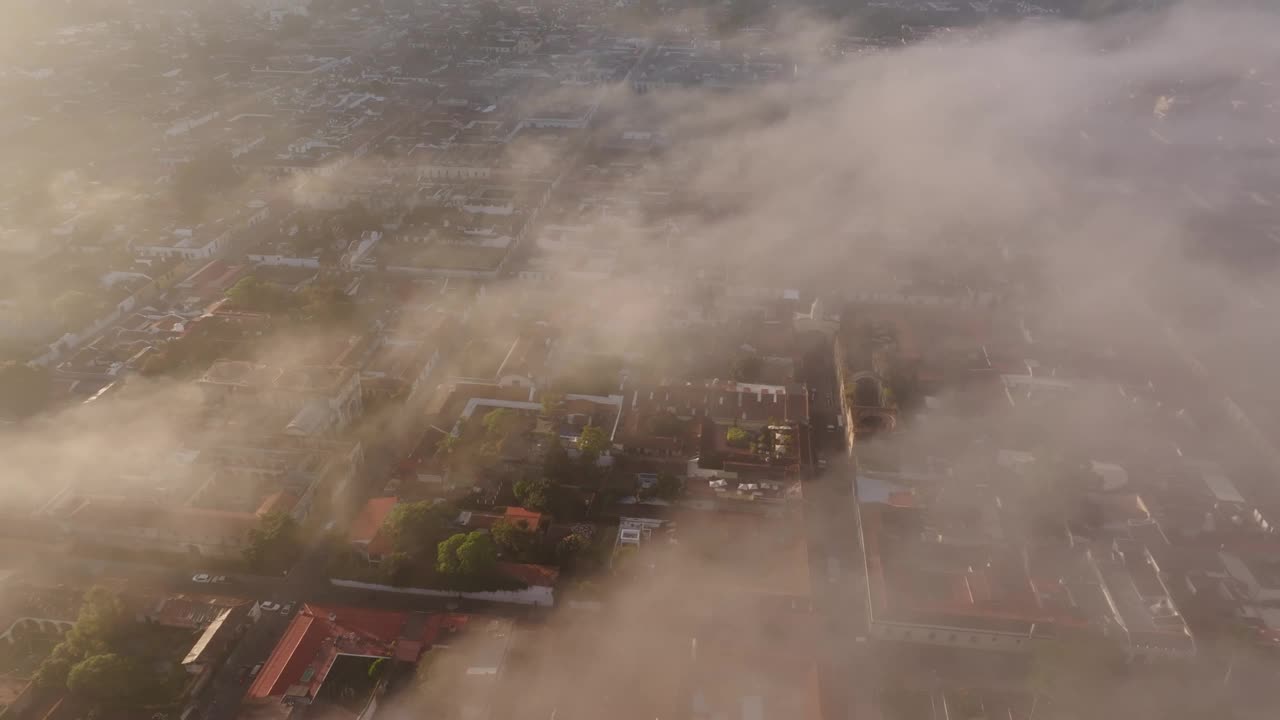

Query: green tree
[456,532,498,576]
[436,533,467,575]
[34,587,126,688]
[726,426,750,448]
[383,501,452,557]
[653,472,683,501]
[225,276,263,309]
[436,434,459,457]
[65,587,126,655]
[492,520,538,561]
[226,276,299,313]
[436,531,496,576]
[33,656,73,689]
[556,533,590,570]
[381,552,414,587]
[578,425,609,464]
[542,436,573,483]
[514,478,549,512]
[368,657,388,681]
[300,283,355,324]
[482,408,519,437]
[244,512,302,573]
[67,653,139,702]
[540,392,566,420]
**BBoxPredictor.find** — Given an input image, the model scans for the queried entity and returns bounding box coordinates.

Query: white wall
[330,578,554,606]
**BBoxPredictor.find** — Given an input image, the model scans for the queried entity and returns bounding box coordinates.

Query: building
[241,605,481,717]
[625,381,810,432]
[360,336,441,402]
[49,500,260,559]
[200,360,363,436]
[348,497,399,564]
[855,471,1195,659]
[135,202,270,260]
[41,432,360,559]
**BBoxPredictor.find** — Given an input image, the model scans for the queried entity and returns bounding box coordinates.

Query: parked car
[259,602,281,613]
[281,602,295,614]
[211,575,230,584]
[192,573,212,583]
[249,663,263,679]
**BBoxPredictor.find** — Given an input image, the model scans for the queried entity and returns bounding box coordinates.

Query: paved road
[799,334,877,720]
[200,607,295,720]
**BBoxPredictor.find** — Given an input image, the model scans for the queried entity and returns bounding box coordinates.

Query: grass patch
[0,630,61,677]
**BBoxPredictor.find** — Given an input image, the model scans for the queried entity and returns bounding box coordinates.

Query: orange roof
[348,497,399,545]
[499,562,559,587]
[502,506,543,528]
[246,612,324,700]
[246,605,466,703]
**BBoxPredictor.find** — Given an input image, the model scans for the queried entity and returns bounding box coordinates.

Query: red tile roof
[246,612,324,700]
[348,497,399,545]
[246,605,462,703]
[498,562,559,588]
[502,506,543,528]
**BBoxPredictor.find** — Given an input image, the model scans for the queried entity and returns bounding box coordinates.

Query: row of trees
[223,276,358,324]
[31,587,177,707]
[243,511,303,574]
[373,501,515,590]
[436,531,497,576]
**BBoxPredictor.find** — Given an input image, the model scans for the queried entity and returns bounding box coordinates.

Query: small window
[949,634,958,643]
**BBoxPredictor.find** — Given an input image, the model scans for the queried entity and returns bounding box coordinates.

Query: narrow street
[799,334,877,720]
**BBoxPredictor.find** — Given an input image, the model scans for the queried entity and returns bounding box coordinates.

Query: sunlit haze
[1,0,1279,719]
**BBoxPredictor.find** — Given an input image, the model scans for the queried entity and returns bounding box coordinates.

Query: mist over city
[1,0,1278,719]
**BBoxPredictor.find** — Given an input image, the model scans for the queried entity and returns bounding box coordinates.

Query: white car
[259,602,281,613]
[211,576,229,584]
[192,573,212,583]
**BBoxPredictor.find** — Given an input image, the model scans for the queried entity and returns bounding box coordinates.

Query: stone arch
[849,371,885,409]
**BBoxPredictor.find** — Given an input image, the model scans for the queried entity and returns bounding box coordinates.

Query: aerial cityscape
[1,0,1278,718]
